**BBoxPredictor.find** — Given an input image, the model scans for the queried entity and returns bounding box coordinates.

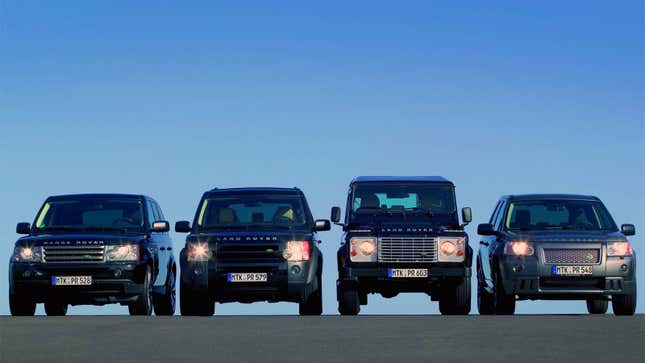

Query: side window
[153,202,165,220]
[489,201,502,224]
[146,201,157,226]
[493,201,507,230]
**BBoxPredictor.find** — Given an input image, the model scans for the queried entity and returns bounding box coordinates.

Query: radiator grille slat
[543,249,600,264]
[378,237,437,263]
[43,246,105,263]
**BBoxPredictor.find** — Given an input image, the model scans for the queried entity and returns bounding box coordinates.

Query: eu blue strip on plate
[387,268,392,278]
[551,265,557,275]
[227,273,232,282]
[51,276,56,286]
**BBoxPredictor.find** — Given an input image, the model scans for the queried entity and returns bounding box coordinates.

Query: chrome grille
[378,237,437,263]
[543,249,600,264]
[43,245,105,263]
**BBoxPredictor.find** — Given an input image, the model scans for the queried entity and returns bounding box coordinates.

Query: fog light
[620,264,628,272]
[193,267,203,275]
[113,269,122,278]
[291,265,301,275]
[22,270,32,278]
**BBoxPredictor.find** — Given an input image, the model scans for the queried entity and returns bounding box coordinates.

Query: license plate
[52,276,92,286]
[388,268,428,278]
[552,265,593,276]
[227,273,268,282]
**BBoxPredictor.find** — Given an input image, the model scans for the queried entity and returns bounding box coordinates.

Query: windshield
[504,199,618,231]
[195,193,311,231]
[349,183,458,225]
[34,198,145,232]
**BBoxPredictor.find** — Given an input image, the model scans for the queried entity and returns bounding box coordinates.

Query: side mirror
[150,220,170,233]
[331,207,342,224]
[314,219,331,232]
[477,223,496,236]
[461,207,472,225]
[16,223,31,235]
[621,224,636,236]
[175,221,191,233]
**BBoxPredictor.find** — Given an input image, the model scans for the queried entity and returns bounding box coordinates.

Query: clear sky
[0,1,643,315]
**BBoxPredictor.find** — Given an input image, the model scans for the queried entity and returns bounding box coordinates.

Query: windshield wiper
[81,226,129,233]
[408,208,434,218]
[37,226,79,232]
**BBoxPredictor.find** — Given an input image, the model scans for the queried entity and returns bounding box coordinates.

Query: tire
[153,268,176,316]
[612,285,637,316]
[129,266,153,316]
[9,293,36,316]
[338,284,360,316]
[44,300,68,316]
[586,299,608,314]
[478,282,495,315]
[493,268,515,315]
[299,273,323,316]
[180,283,214,316]
[439,278,471,315]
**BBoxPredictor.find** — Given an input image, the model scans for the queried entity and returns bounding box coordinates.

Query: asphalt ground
[0,315,643,363]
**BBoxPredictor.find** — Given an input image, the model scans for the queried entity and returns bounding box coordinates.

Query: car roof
[47,193,148,200]
[206,187,302,194]
[351,176,453,184]
[503,194,600,201]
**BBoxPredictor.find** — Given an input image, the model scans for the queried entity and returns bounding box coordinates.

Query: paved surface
[0,315,643,363]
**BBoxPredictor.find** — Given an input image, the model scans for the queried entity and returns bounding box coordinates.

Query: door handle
[480,241,490,246]
[167,247,172,251]
[160,247,166,251]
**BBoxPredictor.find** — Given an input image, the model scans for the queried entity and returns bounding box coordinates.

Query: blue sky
[0,1,643,315]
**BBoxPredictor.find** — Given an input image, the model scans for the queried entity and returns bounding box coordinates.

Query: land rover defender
[9,194,176,316]
[331,176,473,315]
[176,187,330,316]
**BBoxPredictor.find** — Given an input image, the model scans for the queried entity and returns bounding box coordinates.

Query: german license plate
[227,273,268,282]
[52,276,92,286]
[552,265,593,276]
[388,268,428,278]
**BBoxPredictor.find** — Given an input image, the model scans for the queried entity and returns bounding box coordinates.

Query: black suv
[331,176,473,315]
[477,194,637,315]
[176,187,330,316]
[9,194,176,316]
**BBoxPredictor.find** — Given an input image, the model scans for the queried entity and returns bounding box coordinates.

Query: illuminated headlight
[105,244,140,261]
[438,237,466,262]
[187,243,211,262]
[283,241,311,262]
[608,241,632,256]
[504,241,534,256]
[13,246,42,262]
[349,237,377,262]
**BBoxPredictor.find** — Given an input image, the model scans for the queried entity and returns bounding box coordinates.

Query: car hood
[187,230,314,243]
[15,233,146,247]
[505,230,626,242]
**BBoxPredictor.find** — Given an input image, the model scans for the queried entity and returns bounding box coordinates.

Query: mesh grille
[378,237,437,263]
[543,249,600,264]
[43,245,105,263]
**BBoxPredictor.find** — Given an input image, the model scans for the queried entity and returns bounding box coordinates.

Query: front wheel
[586,299,608,314]
[129,266,153,316]
[612,285,637,316]
[493,269,515,315]
[153,268,176,316]
[44,300,68,316]
[9,293,36,316]
[299,273,323,316]
[338,284,360,316]
[439,278,471,315]
[180,283,214,316]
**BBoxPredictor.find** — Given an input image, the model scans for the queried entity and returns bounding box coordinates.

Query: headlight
[608,241,632,256]
[283,241,311,262]
[105,244,140,261]
[349,237,377,262]
[504,241,534,256]
[438,237,466,262]
[187,243,210,261]
[13,246,42,262]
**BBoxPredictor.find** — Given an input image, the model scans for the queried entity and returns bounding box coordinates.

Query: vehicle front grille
[215,243,282,262]
[43,245,105,263]
[378,237,437,263]
[543,249,600,264]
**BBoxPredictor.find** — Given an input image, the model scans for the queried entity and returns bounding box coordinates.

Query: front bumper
[499,254,636,299]
[9,261,147,305]
[339,263,471,294]
[180,259,318,303]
